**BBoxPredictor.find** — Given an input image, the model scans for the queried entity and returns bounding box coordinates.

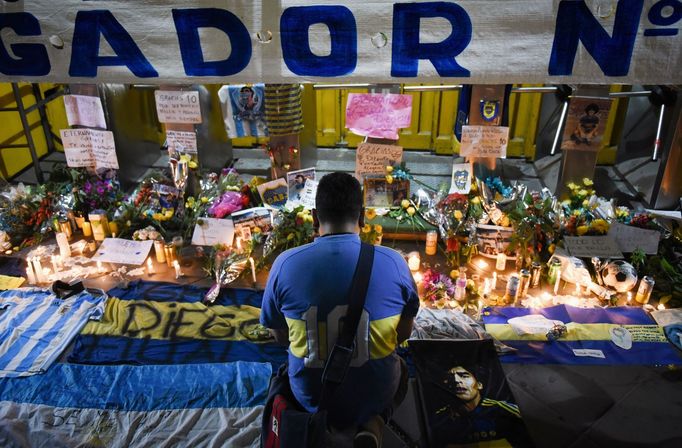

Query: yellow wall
[0,83,67,179]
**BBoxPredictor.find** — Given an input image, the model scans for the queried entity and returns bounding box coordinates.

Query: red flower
[446,236,459,252]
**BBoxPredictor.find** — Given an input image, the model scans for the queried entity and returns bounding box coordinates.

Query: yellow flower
[454,210,463,220]
[401,199,410,209]
[179,154,191,163]
[450,270,459,279]
[253,226,262,234]
[471,196,481,205]
[548,243,556,254]
[567,182,579,191]
[362,224,371,233]
[365,208,377,220]
[164,210,174,219]
[576,225,589,236]
[296,212,304,218]
[385,166,394,173]
[582,199,589,208]
[374,225,383,233]
[386,175,394,184]
[572,210,582,217]
[200,197,209,203]
[578,189,588,197]
[304,215,314,223]
[188,161,198,169]
[152,213,163,221]
[407,207,416,216]
[286,233,295,241]
[562,199,571,207]
[501,216,510,227]
[590,219,609,234]
[583,178,593,186]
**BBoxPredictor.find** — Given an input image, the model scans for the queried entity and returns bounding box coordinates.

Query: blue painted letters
[391,2,471,77]
[69,10,157,78]
[173,8,251,77]
[549,0,644,76]
[0,13,50,76]
[280,5,357,77]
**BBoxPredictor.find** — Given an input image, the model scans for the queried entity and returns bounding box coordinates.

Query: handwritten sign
[92,238,153,266]
[154,91,202,124]
[60,129,119,169]
[63,95,107,129]
[460,125,509,158]
[563,235,623,259]
[355,143,403,179]
[167,130,197,154]
[191,218,235,247]
[346,94,412,140]
[288,179,320,210]
[609,222,660,254]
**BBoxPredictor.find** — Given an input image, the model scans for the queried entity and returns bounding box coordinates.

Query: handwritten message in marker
[609,222,660,254]
[60,129,118,170]
[63,95,107,129]
[460,125,509,158]
[154,91,202,124]
[167,130,198,154]
[564,235,623,259]
[355,143,403,179]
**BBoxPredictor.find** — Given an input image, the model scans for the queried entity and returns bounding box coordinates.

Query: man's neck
[319,222,359,236]
[463,395,482,412]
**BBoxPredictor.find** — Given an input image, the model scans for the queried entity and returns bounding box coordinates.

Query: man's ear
[477,382,483,390]
[359,207,365,228]
[312,209,320,231]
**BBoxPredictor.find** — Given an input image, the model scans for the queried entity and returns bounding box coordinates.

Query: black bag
[262,242,375,448]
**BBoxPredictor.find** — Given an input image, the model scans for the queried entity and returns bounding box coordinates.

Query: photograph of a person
[363,177,390,208]
[561,98,612,151]
[411,339,533,447]
[389,180,410,207]
[286,168,315,202]
[476,224,514,258]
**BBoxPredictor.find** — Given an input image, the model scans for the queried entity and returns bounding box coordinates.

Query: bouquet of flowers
[0,183,54,248]
[506,190,559,267]
[360,222,383,245]
[262,206,315,259]
[420,268,456,309]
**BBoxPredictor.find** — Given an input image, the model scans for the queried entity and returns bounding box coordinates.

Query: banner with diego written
[0,1,680,84]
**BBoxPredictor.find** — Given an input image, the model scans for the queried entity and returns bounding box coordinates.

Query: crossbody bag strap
[318,242,375,411]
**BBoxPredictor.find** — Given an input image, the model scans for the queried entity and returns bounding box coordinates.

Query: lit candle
[249,257,257,284]
[407,252,420,272]
[477,259,489,271]
[235,237,243,253]
[32,257,44,283]
[56,232,71,258]
[173,260,182,279]
[25,266,36,284]
[413,271,423,283]
[97,260,103,273]
[82,221,92,237]
[553,269,561,295]
[495,253,506,271]
[147,258,155,275]
[657,303,665,310]
[51,255,59,273]
[542,292,552,304]
[483,278,491,296]
[476,299,484,320]
[575,283,581,295]
[112,232,117,239]
[627,292,632,303]
[43,267,51,282]
[492,272,497,289]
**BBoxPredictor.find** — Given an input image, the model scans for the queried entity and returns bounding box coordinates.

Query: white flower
[138,230,149,240]
[147,230,160,241]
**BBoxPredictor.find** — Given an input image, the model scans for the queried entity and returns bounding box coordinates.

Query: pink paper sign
[345,94,413,140]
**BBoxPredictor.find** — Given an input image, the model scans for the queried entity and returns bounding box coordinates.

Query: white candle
[43,267,51,282]
[575,283,581,295]
[173,260,182,279]
[51,256,59,273]
[553,269,561,295]
[235,237,243,253]
[413,271,423,283]
[249,257,257,284]
[657,303,665,310]
[483,278,491,296]
[495,253,506,271]
[25,266,36,284]
[407,252,420,272]
[97,260,103,273]
[627,292,632,303]
[32,257,44,283]
[492,272,497,289]
[477,259,489,271]
[147,258,155,275]
[56,232,71,258]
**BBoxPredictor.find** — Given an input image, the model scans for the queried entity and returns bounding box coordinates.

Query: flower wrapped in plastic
[208,191,245,218]
[203,245,250,304]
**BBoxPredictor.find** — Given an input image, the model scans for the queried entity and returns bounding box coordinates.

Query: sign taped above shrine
[0,1,680,85]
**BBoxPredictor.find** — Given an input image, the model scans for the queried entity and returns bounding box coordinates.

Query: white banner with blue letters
[0,0,680,84]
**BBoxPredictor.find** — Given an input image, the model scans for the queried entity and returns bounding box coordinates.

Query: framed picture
[363,177,410,208]
[286,167,315,203]
[476,224,514,259]
[411,339,532,447]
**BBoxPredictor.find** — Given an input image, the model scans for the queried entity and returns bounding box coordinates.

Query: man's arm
[270,326,289,346]
[396,314,414,344]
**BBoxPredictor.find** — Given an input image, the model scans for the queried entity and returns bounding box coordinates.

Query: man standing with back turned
[261,172,419,447]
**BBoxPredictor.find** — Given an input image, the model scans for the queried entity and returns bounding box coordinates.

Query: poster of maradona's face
[411,339,534,447]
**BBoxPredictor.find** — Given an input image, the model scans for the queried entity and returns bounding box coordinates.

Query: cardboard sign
[346,94,412,139]
[355,143,403,179]
[63,95,107,129]
[60,129,119,169]
[166,130,197,154]
[460,125,509,158]
[154,91,202,124]
[563,235,623,259]
[191,218,235,247]
[257,178,288,209]
[92,238,153,266]
[608,222,660,255]
[449,162,472,194]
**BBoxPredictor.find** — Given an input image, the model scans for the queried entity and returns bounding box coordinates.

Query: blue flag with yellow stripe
[483,305,682,365]
[69,280,288,367]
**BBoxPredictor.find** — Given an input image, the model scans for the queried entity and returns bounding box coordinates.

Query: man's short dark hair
[315,172,362,223]
[585,103,599,114]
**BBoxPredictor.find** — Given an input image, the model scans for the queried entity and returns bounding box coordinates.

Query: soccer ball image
[601,260,638,292]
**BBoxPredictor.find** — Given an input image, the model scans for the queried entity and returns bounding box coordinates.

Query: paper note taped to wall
[154,90,202,124]
[355,143,403,179]
[346,94,412,140]
[63,95,107,129]
[60,129,119,170]
[460,125,509,158]
[167,130,197,154]
[608,222,660,254]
